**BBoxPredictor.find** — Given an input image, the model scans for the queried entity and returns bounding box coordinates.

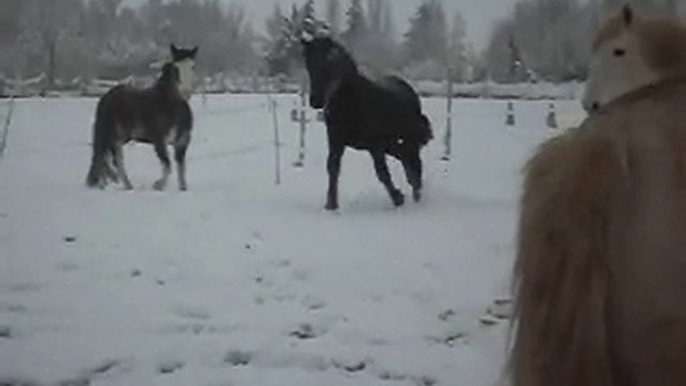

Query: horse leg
[174,136,189,191]
[325,144,345,211]
[390,145,423,202]
[404,146,423,202]
[112,143,133,190]
[370,148,404,207]
[103,146,120,184]
[152,140,172,191]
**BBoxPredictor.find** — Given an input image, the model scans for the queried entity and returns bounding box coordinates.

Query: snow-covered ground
[0,95,585,386]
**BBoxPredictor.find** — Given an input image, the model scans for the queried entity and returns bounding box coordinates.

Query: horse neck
[152,74,181,101]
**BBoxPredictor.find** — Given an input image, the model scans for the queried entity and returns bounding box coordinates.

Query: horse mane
[511,124,624,386]
[637,19,686,79]
[330,39,359,77]
[153,62,182,99]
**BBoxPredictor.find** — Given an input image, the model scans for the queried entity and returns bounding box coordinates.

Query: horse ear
[170,44,179,57]
[191,46,199,59]
[622,4,634,27]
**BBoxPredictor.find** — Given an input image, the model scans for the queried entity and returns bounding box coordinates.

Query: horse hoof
[391,191,405,207]
[152,181,166,191]
[325,202,339,211]
[413,190,421,202]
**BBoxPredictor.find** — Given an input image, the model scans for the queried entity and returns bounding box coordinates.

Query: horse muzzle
[309,95,325,109]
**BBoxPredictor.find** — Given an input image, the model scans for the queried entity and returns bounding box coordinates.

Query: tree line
[483,0,686,83]
[0,0,684,88]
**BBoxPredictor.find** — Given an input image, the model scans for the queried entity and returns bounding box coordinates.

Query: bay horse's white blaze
[174,58,197,100]
[583,6,686,112]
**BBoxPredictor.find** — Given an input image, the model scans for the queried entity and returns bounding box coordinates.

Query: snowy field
[0,95,585,386]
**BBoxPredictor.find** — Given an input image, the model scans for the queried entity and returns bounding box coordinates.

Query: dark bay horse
[85,44,198,191]
[301,37,432,210]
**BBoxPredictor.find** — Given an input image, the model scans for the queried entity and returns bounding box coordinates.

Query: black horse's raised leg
[404,146,423,202]
[388,145,423,202]
[326,144,345,211]
[152,140,172,191]
[370,148,404,207]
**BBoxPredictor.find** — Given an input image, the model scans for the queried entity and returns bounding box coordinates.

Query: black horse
[302,37,432,210]
[85,45,198,191]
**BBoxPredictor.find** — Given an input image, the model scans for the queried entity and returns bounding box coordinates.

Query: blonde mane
[636,19,686,79]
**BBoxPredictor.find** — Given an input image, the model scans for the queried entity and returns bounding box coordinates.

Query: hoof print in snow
[438,309,456,322]
[130,269,142,278]
[417,375,437,386]
[443,332,466,347]
[427,331,466,347]
[479,315,500,326]
[91,360,120,375]
[63,236,77,243]
[158,360,184,374]
[0,379,39,386]
[289,323,317,340]
[486,298,513,321]
[334,359,366,373]
[244,243,252,251]
[57,377,90,386]
[0,326,12,339]
[379,372,407,381]
[156,279,166,286]
[224,350,252,366]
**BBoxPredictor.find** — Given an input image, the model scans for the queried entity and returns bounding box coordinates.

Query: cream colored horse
[512,6,686,386]
[582,5,686,112]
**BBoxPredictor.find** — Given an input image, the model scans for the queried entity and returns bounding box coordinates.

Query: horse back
[95,83,191,144]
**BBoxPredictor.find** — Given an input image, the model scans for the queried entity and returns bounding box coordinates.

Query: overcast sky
[124,0,519,50]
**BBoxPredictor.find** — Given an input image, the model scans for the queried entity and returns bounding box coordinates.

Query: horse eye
[613,48,626,57]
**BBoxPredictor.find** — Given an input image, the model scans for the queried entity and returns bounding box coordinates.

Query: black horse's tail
[85,111,110,188]
[418,114,433,147]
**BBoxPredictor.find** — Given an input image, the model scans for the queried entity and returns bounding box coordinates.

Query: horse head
[169,44,199,100]
[583,5,686,113]
[301,36,357,109]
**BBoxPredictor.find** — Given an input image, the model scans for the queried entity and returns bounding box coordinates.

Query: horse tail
[511,128,621,386]
[85,106,111,188]
[417,114,433,147]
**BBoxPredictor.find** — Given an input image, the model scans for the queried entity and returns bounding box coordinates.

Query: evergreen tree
[404,0,447,65]
[326,0,342,35]
[341,0,367,55]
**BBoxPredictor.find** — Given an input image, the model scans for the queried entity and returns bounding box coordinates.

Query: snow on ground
[0,95,585,386]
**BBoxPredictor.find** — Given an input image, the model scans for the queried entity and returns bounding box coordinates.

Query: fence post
[442,66,454,161]
[506,101,516,126]
[269,95,282,185]
[0,96,15,159]
[293,82,308,168]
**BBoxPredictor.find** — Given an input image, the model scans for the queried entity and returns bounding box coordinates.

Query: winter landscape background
[1,0,684,97]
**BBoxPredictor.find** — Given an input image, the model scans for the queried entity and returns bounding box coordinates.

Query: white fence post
[442,67,454,161]
[269,95,282,185]
[0,96,15,159]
